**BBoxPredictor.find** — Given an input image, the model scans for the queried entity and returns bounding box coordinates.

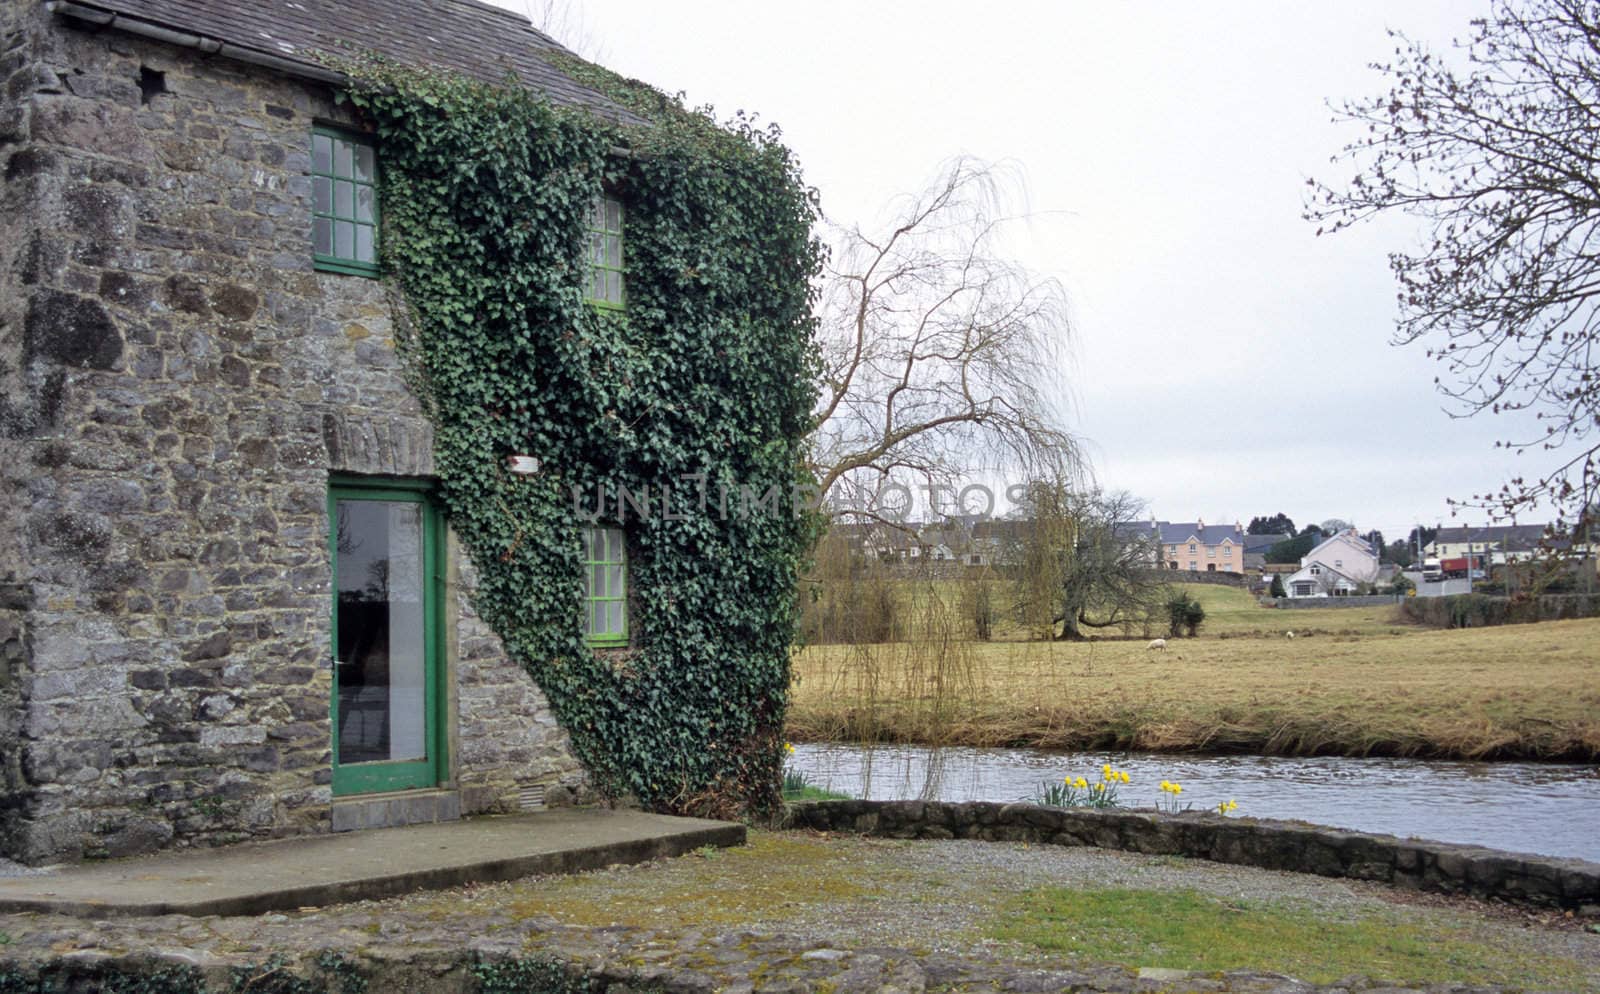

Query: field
[788,584,1600,759]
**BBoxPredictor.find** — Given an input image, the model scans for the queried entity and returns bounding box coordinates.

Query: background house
[1425,524,1561,566]
[1281,529,1379,597]
[1150,519,1246,573]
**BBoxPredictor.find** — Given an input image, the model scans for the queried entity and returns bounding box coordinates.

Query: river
[789,742,1600,862]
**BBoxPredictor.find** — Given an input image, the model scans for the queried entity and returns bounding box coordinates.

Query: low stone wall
[786,799,1600,911]
[1165,568,1248,587]
[1267,594,1403,609]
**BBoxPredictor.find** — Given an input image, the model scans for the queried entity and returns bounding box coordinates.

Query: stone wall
[1163,568,1247,587]
[787,799,1600,910]
[0,5,588,862]
[1268,594,1403,609]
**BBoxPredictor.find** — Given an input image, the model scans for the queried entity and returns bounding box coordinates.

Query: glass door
[329,480,446,795]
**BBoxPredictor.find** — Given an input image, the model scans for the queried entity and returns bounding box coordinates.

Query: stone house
[0,0,654,863]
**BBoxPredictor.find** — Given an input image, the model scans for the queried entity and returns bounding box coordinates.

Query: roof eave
[47,1,346,84]
[46,0,648,132]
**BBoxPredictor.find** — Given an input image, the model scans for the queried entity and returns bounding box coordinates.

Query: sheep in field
[1147,638,1167,650]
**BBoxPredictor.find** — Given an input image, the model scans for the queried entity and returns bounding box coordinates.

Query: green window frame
[586,195,625,309]
[584,526,628,645]
[312,126,380,276]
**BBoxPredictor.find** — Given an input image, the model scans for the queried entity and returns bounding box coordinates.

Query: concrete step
[0,808,745,917]
[330,788,460,832]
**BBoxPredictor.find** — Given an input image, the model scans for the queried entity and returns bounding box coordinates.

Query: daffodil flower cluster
[1156,779,1186,814]
[1032,764,1130,809]
[1216,798,1239,816]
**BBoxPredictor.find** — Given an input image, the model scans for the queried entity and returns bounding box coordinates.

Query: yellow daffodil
[1160,780,1171,790]
[1119,770,1130,783]
[1075,777,1088,789]
[1103,764,1112,778]
[1173,784,1182,794]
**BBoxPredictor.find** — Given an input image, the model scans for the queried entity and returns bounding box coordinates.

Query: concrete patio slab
[0,808,744,918]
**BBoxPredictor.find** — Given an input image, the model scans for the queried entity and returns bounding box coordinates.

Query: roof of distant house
[1242,533,1290,554]
[48,0,642,122]
[1306,529,1376,559]
[1431,524,1557,552]
[1151,521,1244,547]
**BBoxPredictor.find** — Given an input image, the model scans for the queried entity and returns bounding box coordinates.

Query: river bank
[787,617,1600,760]
[787,743,1600,861]
[1,830,1596,992]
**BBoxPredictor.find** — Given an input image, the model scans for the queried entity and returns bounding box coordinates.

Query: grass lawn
[788,587,1600,759]
[988,885,1588,986]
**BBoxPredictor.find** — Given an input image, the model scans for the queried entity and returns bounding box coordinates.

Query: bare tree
[1308,0,1600,528]
[519,0,606,61]
[1008,483,1168,641]
[811,159,1081,522]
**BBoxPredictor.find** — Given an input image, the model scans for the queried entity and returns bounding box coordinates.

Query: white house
[1281,529,1379,598]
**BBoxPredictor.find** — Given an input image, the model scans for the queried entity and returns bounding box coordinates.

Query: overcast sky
[486,0,1554,542]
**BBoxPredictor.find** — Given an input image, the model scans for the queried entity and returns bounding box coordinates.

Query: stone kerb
[785,799,1600,911]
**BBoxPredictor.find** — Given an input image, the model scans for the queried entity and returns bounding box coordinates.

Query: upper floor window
[587,195,625,308]
[1188,543,1197,553]
[584,526,628,646]
[313,127,379,276]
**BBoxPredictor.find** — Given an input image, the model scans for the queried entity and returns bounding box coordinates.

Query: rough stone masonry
[0,0,591,864]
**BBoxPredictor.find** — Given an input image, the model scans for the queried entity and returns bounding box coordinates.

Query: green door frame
[328,476,449,796]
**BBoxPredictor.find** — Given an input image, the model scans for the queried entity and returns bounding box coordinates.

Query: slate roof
[1153,521,1243,547]
[1432,524,1555,552]
[50,0,644,123]
[1242,533,1290,554]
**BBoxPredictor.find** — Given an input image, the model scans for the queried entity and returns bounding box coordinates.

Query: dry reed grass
[788,613,1600,760]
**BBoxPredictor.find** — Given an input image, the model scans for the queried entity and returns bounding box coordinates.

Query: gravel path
[1,831,1596,993]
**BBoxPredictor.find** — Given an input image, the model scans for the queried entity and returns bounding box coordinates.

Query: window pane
[589,564,605,597]
[313,216,333,255]
[335,180,353,219]
[334,499,427,765]
[334,138,353,178]
[335,220,355,258]
[313,133,332,173]
[313,176,332,214]
[587,602,602,636]
[607,269,623,303]
[588,528,603,561]
[606,198,621,231]
[591,270,606,299]
[606,528,623,561]
[354,144,375,182]
[590,232,603,264]
[607,601,624,634]
[356,186,374,223]
[607,563,624,595]
[606,234,621,268]
[355,224,375,263]
[591,198,606,227]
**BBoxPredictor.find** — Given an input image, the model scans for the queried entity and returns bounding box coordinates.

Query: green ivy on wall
[334,56,823,819]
